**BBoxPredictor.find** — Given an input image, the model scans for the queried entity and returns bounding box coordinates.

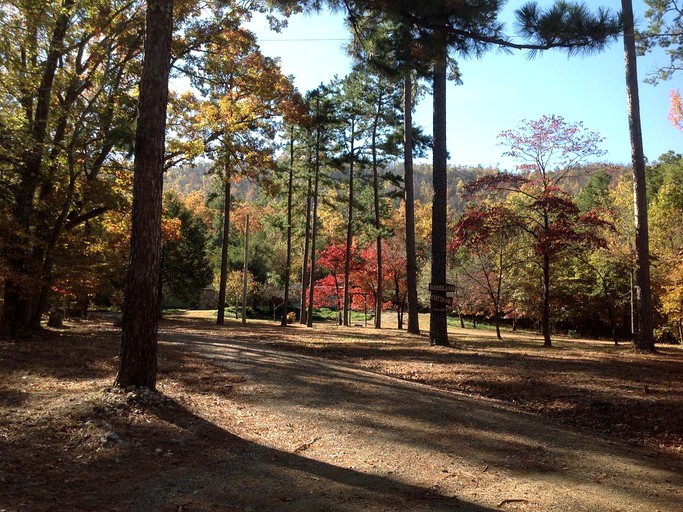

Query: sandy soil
[0,313,681,511]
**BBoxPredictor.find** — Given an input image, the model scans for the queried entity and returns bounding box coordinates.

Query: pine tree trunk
[281,129,294,326]
[300,174,312,325]
[621,0,655,352]
[216,174,231,325]
[115,0,173,390]
[429,36,449,347]
[372,105,383,329]
[404,73,420,335]
[343,120,355,327]
[307,123,322,328]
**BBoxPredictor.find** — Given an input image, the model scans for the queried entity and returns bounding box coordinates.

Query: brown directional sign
[429,283,456,293]
[430,295,453,305]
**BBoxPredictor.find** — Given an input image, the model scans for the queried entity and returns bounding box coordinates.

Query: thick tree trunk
[1,282,40,337]
[404,73,420,335]
[429,37,449,347]
[622,0,655,352]
[281,129,295,326]
[115,0,173,390]
[216,174,231,325]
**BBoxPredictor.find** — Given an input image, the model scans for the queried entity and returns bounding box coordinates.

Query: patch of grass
[311,308,375,325]
[446,316,499,331]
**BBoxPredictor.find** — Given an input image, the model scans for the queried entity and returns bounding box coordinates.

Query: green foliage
[638,0,683,82]
[577,170,612,212]
[647,151,683,200]
[161,192,214,307]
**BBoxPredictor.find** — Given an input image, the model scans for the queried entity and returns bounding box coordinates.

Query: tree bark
[429,35,449,347]
[281,128,295,326]
[216,172,231,325]
[621,0,655,352]
[372,110,383,329]
[307,120,322,327]
[494,313,502,341]
[115,0,173,390]
[404,73,421,335]
[300,173,313,325]
[343,119,356,327]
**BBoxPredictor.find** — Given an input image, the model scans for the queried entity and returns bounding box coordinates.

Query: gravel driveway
[141,326,683,512]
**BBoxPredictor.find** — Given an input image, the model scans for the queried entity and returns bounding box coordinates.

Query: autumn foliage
[669,90,683,131]
[309,239,410,326]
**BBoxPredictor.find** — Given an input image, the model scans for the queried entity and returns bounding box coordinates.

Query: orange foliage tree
[669,90,683,131]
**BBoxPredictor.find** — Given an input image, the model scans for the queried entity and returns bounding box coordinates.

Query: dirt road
[146,324,683,512]
[2,317,681,512]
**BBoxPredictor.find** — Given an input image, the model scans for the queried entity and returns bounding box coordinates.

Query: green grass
[446,315,499,331]
[312,308,374,324]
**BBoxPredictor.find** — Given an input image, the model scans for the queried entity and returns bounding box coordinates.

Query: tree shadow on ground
[156,326,683,511]
[0,392,497,512]
[3,316,681,511]
[163,316,683,451]
[159,319,683,444]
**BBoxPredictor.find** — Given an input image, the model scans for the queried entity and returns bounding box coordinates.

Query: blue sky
[247,1,680,170]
